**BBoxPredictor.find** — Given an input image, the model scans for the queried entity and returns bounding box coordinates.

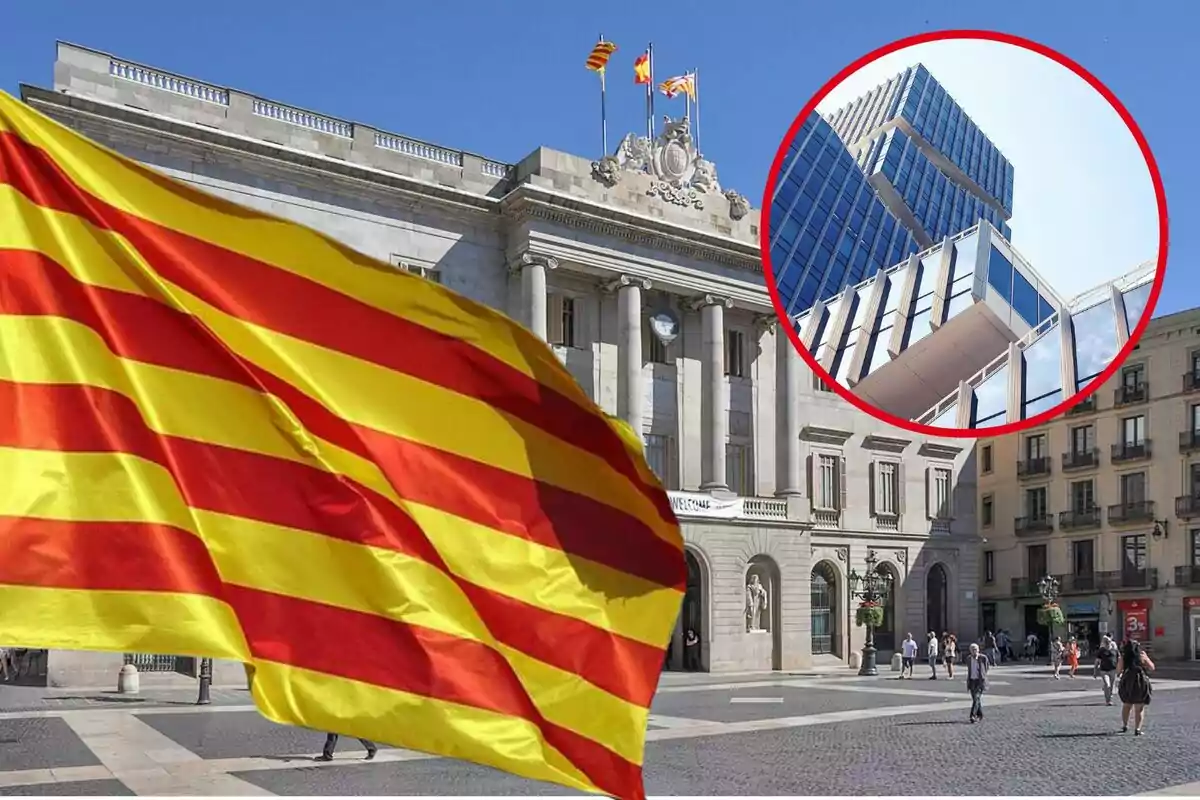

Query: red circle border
[759,29,1169,439]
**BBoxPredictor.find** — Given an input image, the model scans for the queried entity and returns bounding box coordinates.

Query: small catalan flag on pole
[634,46,653,139]
[586,37,618,156]
[659,73,696,101]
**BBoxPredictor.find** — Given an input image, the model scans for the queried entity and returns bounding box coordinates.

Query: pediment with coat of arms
[590,115,750,220]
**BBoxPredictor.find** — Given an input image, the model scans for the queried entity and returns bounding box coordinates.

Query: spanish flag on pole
[634,51,651,84]
[0,89,684,800]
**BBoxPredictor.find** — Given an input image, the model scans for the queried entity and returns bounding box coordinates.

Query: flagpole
[694,67,701,152]
[599,33,608,155]
[646,42,655,139]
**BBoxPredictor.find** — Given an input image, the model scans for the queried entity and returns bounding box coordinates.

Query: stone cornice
[861,434,912,454]
[21,85,502,220]
[800,426,854,445]
[500,187,761,273]
[918,442,966,460]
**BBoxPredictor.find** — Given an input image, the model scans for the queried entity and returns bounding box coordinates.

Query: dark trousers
[968,678,985,718]
[323,733,376,758]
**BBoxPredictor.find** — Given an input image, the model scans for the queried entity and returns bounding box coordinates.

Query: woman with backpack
[1117,638,1155,735]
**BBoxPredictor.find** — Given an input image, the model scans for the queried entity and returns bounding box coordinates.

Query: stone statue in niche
[745,572,769,632]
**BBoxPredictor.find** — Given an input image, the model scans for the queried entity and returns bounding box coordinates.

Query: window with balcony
[928,466,952,519]
[1120,471,1147,505]
[981,494,993,527]
[726,443,753,496]
[1116,364,1146,406]
[1063,480,1097,530]
[1122,415,1146,445]
[643,434,678,490]
[1065,424,1096,469]
[1188,351,1200,392]
[1026,433,1047,460]
[1027,543,1048,581]
[1121,534,1147,585]
[1073,539,1095,577]
[725,329,748,378]
[872,461,900,516]
[547,294,578,348]
[1186,405,1200,452]
[1026,486,1048,519]
[1192,529,1200,567]
[984,550,995,583]
[816,453,841,510]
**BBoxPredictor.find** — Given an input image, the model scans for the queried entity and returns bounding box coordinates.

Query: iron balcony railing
[1108,500,1155,524]
[1176,496,1200,518]
[1061,448,1099,471]
[1017,456,1052,479]
[1058,507,1102,530]
[1112,441,1151,462]
[1015,515,1054,536]
[1067,395,1098,416]
[1175,565,1200,586]
[1184,371,1200,393]
[1114,382,1149,407]
[1180,431,1200,453]
[1011,570,1159,597]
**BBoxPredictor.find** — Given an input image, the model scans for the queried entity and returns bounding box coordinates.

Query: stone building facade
[978,307,1200,661]
[15,42,981,687]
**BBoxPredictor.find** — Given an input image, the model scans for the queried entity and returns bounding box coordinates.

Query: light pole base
[858,644,878,676]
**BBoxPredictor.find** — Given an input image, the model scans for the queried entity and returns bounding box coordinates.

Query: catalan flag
[634,52,651,85]
[0,90,684,800]
[659,73,696,100]
[586,40,618,73]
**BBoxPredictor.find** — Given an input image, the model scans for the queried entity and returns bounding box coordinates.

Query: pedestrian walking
[944,634,957,678]
[983,629,1001,666]
[1117,639,1155,735]
[927,631,939,680]
[997,630,1011,663]
[1050,636,1064,679]
[1094,634,1119,706]
[900,633,917,679]
[1066,637,1080,678]
[318,732,378,762]
[964,642,990,722]
[1025,632,1039,662]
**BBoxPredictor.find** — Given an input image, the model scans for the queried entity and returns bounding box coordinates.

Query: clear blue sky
[818,40,1156,301]
[1,0,1192,316]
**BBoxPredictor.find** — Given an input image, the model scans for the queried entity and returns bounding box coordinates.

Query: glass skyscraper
[769,64,1154,428]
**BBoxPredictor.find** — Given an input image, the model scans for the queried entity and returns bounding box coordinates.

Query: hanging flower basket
[855,602,884,628]
[1036,603,1065,627]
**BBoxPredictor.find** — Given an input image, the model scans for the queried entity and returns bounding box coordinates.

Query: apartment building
[978,306,1200,660]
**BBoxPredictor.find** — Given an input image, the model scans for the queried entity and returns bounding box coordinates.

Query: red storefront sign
[1118,599,1151,641]
[1185,597,1200,610]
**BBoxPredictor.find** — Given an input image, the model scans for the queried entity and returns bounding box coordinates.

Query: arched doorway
[811,561,840,658]
[926,562,949,636]
[679,549,705,671]
[875,562,899,653]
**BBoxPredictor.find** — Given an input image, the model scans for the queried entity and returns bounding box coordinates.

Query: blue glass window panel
[972,364,1009,425]
[884,271,906,313]
[1024,390,1063,420]
[986,246,1014,301]
[792,193,814,224]
[907,308,934,347]
[772,243,791,270]
[1123,282,1153,331]
[777,265,801,305]
[1071,300,1119,390]
[1037,295,1055,325]
[796,231,818,264]
[917,256,941,298]
[1022,329,1062,405]
[1012,269,1040,327]
[932,403,958,428]
[945,291,974,320]
[776,215,803,249]
[953,234,979,281]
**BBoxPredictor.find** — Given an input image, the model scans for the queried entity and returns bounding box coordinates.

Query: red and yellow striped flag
[0,90,685,800]
[659,73,696,100]
[586,40,618,73]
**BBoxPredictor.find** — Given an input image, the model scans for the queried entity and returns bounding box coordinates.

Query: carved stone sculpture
[692,158,719,194]
[590,155,622,188]
[725,189,750,221]
[745,573,769,632]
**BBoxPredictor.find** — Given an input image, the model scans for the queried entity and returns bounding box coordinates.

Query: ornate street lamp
[1036,574,1063,652]
[849,549,893,677]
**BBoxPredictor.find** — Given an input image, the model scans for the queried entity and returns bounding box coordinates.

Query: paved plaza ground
[0,663,1198,795]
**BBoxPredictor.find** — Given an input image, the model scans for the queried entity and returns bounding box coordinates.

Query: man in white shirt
[900,633,918,679]
[927,631,939,679]
[965,642,990,722]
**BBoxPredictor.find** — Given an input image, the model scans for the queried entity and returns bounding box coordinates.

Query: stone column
[775,321,803,496]
[607,275,652,431]
[692,294,732,491]
[516,252,558,340]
